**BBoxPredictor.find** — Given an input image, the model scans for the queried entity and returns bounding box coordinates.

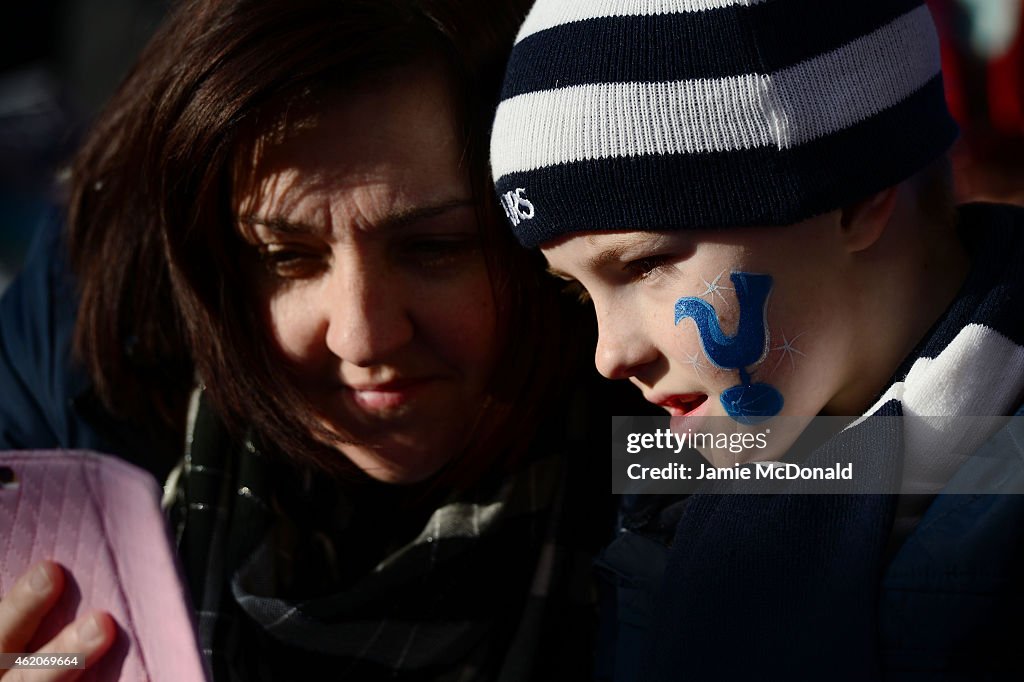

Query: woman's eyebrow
[236,215,320,235]
[377,199,474,231]
[236,199,473,235]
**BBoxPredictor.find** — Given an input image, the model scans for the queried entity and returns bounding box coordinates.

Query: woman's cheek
[264,287,326,369]
[418,270,499,376]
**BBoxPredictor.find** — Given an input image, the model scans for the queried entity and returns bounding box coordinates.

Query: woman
[0,0,602,679]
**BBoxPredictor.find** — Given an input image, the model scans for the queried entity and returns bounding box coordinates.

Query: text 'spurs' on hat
[490,0,959,248]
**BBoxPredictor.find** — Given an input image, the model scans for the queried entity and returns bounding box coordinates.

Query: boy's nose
[324,265,414,367]
[593,310,658,380]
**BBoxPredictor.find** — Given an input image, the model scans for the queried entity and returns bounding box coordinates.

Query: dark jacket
[0,209,173,477]
[597,413,1024,682]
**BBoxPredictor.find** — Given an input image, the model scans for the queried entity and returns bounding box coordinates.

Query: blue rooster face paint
[675,272,783,424]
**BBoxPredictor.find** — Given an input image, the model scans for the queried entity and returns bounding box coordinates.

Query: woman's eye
[403,237,479,269]
[256,245,323,278]
[626,255,673,281]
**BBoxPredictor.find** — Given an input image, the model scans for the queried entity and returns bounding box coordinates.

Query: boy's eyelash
[626,255,672,280]
[561,280,591,303]
[554,255,673,304]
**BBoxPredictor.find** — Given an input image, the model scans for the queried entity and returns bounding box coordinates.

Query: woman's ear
[839,186,899,253]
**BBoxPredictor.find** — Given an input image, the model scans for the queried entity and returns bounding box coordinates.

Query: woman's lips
[656,393,709,417]
[346,379,434,412]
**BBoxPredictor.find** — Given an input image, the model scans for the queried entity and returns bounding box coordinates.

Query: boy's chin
[669,406,818,467]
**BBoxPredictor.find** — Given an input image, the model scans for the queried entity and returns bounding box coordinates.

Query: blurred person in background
[929,0,1024,203]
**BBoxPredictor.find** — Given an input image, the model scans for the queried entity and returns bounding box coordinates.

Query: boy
[491,0,1024,678]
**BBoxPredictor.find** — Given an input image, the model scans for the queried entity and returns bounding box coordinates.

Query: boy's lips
[652,393,709,417]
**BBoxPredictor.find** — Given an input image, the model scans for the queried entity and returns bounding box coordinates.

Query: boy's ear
[839,186,899,253]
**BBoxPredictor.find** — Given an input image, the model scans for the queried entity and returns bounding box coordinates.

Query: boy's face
[543,213,862,423]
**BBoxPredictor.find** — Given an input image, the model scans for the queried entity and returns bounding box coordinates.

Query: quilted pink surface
[0,450,209,681]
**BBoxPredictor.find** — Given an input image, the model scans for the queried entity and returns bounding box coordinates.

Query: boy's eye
[561,280,591,304]
[625,254,673,281]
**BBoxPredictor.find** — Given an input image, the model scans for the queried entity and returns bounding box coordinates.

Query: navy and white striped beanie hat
[490,0,959,248]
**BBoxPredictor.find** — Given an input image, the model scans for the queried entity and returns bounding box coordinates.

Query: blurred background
[931,0,1024,205]
[0,0,1022,295]
[0,0,166,293]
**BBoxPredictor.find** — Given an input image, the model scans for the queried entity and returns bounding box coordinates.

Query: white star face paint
[542,213,861,445]
[683,350,708,378]
[698,270,734,306]
[768,330,808,375]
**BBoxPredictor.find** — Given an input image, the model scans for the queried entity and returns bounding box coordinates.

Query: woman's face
[233,64,499,484]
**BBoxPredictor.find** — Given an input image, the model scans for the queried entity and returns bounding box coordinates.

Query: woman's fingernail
[77,614,104,647]
[29,563,53,594]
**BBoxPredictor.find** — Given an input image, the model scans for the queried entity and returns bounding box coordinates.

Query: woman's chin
[336,441,455,485]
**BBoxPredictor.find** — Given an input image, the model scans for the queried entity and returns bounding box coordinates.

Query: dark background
[0,0,167,292]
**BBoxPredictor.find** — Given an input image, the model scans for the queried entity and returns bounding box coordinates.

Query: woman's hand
[0,561,115,681]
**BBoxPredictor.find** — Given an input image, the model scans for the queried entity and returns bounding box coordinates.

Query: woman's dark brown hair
[66,0,573,482]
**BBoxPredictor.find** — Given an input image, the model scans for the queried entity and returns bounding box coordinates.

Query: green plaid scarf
[166,388,599,681]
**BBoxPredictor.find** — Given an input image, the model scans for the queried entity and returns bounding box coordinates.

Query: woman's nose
[323,261,414,367]
[593,305,658,380]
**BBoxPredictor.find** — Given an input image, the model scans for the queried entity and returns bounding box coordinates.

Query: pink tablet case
[0,450,209,681]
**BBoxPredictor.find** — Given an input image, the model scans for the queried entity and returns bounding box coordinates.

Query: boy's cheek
[756,324,806,382]
[757,322,850,417]
[711,304,742,338]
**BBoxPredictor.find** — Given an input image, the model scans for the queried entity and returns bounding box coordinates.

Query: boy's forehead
[539,217,841,277]
[544,230,661,253]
